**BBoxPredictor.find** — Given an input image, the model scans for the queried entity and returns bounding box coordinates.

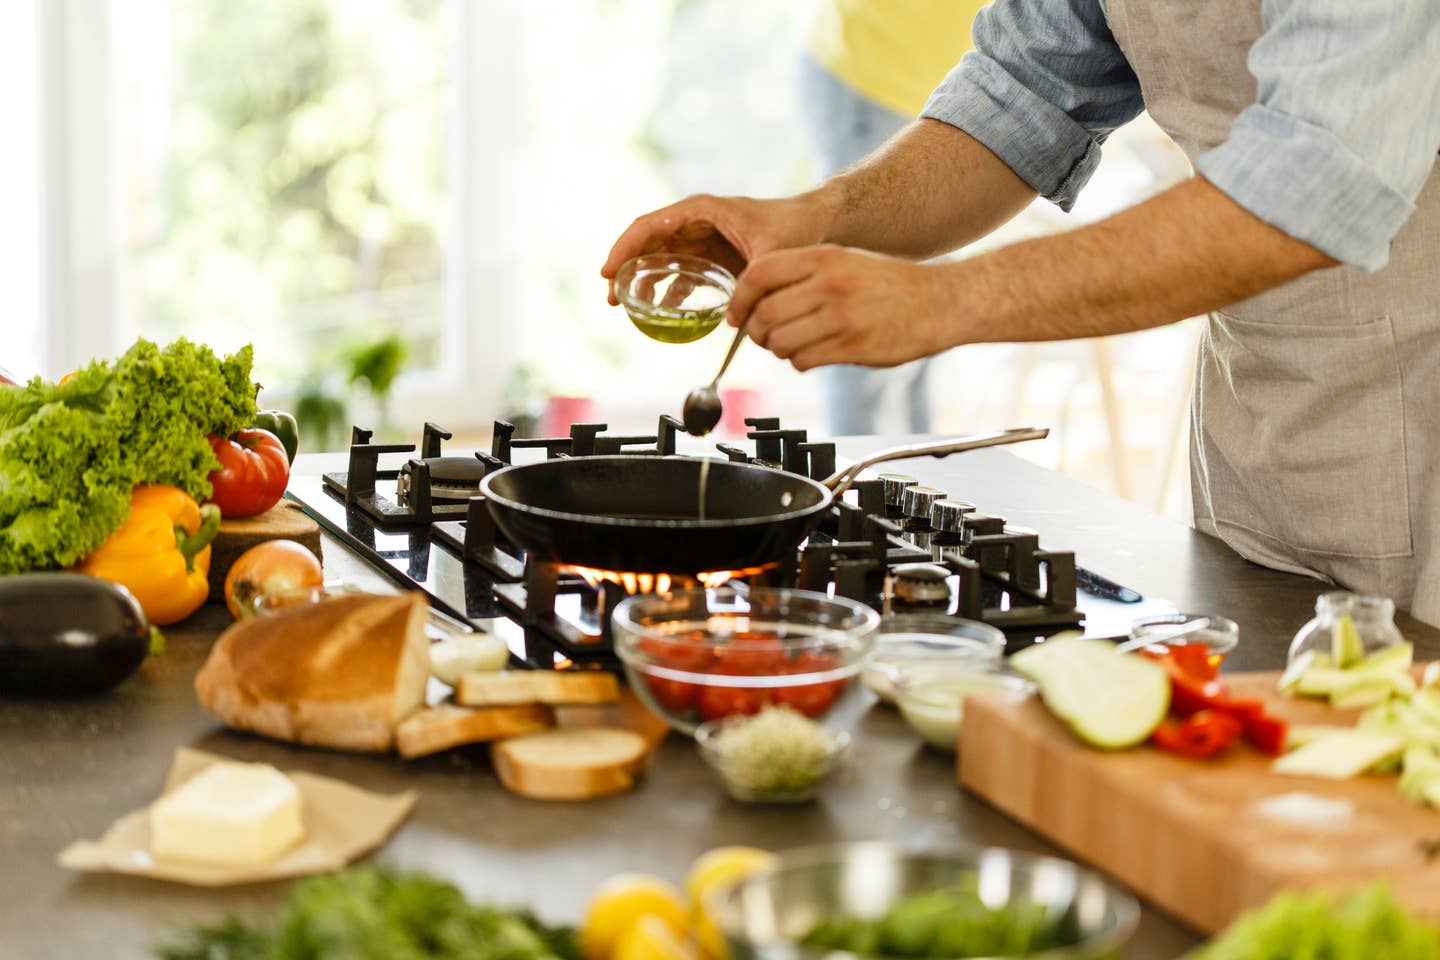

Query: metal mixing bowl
[709,843,1138,960]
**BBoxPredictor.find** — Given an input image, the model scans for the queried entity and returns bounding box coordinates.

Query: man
[801,0,983,435]
[601,1,1440,623]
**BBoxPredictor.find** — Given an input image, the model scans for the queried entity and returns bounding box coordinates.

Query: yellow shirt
[808,0,985,117]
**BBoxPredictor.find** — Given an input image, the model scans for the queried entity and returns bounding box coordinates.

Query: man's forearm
[937,176,1340,347]
[809,119,1038,259]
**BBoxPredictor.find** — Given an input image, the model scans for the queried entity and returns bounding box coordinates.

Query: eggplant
[0,573,151,697]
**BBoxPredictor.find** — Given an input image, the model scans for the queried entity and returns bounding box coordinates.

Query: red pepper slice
[1152,710,1244,759]
[1238,711,1289,756]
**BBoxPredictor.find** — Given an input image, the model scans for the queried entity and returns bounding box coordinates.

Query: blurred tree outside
[128,0,446,391]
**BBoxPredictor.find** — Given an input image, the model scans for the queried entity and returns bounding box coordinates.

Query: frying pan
[478,427,1047,574]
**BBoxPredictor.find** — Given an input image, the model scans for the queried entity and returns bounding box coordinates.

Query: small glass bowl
[1128,612,1239,667]
[892,661,1035,752]
[613,254,735,344]
[612,587,879,735]
[695,716,850,804]
[861,614,1006,704]
[1288,592,1404,667]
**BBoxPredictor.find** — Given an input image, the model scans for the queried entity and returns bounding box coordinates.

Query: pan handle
[823,427,1050,496]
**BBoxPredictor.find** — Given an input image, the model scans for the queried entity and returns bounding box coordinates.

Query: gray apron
[1102,0,1440,625]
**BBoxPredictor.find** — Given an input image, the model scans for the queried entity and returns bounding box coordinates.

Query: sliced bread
[492,727,649,800]
[195,592,430,753]
[396,702,555,759]
[457,670,620,708]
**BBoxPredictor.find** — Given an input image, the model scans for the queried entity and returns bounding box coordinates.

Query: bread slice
[195,593,430,752]
[457,670,620,708]
[492,727,649,800]
[396,702,555,759]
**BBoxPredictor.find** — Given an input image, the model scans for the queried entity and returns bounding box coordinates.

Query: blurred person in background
[602,1,1440,624]
[801,0,982,437]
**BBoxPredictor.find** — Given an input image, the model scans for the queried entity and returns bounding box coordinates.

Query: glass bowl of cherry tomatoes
[612,586,880,735]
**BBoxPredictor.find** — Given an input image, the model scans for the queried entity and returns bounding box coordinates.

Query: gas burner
[398,456,486,505]
[890,562,954,608]
[290,411,1141,671]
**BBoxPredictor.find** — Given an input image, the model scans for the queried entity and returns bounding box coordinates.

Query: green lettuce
[1187,884,1439,960]
[153,867,581,960]
[0,338,256,574]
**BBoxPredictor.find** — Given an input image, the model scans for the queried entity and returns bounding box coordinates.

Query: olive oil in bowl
[624,303,727,344]
[614,254,736,344]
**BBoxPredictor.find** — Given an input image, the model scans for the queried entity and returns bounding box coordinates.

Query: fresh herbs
[704,705,841,801]
[0,338,256,574]
[800,882,1071,958]
[1184,885,1439,960]
[153,867,581,960]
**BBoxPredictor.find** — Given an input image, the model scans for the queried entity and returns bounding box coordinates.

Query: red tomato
[712,634,786,675]
[774,682,840,718]
[637,635,715,673]
[206,428,291,518]
[646,675,702,713]
[775,652,846,717]
[697,683,769,721]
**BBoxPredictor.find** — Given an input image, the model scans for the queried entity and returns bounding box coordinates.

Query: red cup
[541,396,596,436]
[719,388,766,436]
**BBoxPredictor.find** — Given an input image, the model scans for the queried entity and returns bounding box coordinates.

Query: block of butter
[149,760,306,867]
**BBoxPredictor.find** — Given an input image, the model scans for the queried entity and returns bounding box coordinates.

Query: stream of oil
[697,456,712,522]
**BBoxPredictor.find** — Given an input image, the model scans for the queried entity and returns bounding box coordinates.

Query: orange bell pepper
[76,485,221,625]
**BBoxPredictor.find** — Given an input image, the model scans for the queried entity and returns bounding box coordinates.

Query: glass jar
[1287,592,1404,667]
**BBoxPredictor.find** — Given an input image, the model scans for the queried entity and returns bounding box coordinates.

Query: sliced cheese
[149,761,305,867]
[1272,731,1403,781]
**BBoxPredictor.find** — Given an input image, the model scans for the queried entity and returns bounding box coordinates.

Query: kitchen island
[5,441,1437,959]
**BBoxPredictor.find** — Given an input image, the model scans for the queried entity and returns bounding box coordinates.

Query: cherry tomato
[774,652,846,717]
[206,428,291,518]
[712,634,786,675]
[774,682,840,718]
[637,635,715,673]
[646,675,702,713]
[697,683,769,721]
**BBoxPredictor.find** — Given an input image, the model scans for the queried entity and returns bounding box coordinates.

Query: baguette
[492,727,649,800]
[457,670,620,708]
[195,593,430,752]
[396,703,555,759]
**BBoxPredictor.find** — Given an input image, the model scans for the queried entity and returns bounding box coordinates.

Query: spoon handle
[711,316,751,386]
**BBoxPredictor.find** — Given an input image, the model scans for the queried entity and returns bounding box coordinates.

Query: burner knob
[879,473,917,510]
[931,498,976,534]
[890,562,954,607]
[902,485,945,522]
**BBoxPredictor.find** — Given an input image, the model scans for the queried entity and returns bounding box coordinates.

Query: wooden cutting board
[205,500,322,601]
[959,670,1440,935]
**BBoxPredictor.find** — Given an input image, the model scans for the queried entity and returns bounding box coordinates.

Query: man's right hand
[600,192,834,305]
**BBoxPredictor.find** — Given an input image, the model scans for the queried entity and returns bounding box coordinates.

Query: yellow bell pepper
[77,485,221,625]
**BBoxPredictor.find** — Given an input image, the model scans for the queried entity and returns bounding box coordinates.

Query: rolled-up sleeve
[1196,0,1440,271]
[920,0,1144,210]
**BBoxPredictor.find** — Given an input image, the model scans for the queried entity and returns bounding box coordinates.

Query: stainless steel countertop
[4,439,1435,959]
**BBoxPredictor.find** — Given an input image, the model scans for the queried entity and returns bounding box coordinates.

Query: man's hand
[727,246,955,371]
[600,193,834,305]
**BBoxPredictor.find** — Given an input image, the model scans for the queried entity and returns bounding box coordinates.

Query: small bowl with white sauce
[861,614,1006,704]
[891,660,1035,752]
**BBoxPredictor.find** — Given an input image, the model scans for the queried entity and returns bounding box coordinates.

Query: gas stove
[287,416,1169,670]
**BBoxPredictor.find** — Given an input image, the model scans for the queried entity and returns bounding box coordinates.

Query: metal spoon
[681,315,750,436]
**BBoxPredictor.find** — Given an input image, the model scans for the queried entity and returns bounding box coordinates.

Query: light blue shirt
[920,0,1440,271]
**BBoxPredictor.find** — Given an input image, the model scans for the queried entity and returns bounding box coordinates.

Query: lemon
[684,846,777,907]
[581,874,689,960]
[616,914,701,960]
[685,847,777,960]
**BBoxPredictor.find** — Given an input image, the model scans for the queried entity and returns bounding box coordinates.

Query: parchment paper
[57,747,416,886]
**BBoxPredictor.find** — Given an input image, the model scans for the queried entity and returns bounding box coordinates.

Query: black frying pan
[479,428,1047,574]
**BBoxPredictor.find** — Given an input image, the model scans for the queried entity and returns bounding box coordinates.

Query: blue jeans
[797,55,933,436]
